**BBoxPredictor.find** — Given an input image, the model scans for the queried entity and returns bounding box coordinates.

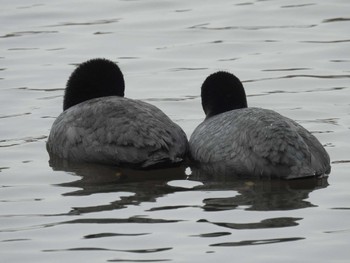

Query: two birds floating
[47,58,331,179]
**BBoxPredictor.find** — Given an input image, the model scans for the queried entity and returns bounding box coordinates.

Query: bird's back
[47,96,188,168]
[189,107,330,179]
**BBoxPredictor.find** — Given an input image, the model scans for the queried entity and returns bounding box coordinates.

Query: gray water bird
[189,71,330,179]
[47,58,188,168]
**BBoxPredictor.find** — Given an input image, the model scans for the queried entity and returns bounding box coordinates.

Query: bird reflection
[189,164,329,211]
[49,157,328,232]
[189,164,328,231]
[50,158,187,192]
[49,158,188,215]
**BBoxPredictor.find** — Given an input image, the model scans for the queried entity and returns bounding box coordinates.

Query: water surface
[1,0,350,262]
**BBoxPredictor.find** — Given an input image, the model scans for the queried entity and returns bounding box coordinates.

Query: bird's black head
[201,71,248,118]
[63,58,125,110]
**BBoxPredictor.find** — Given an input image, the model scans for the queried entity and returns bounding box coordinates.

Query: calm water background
[1,0,350,262]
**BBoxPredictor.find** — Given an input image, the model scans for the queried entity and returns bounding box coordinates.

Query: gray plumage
[47,96,188,168]
[189,71,331,179]
[46,58,188,169]
[190,107,330,179]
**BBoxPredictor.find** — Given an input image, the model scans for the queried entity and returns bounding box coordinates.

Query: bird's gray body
[47,96,188,168]
[189,107,330,179]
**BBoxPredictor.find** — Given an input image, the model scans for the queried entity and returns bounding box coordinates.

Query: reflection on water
[1,0,350,261]
[51,158,328,226]
[190,167,328,232]
[193,176,328,211]
[50,160,188,213]
[44,160,330,256]
[210,237,305,247]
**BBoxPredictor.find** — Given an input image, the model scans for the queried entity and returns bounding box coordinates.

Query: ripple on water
[0,0,349,262]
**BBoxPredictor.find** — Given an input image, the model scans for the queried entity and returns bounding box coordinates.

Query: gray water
[1,0,350,262]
